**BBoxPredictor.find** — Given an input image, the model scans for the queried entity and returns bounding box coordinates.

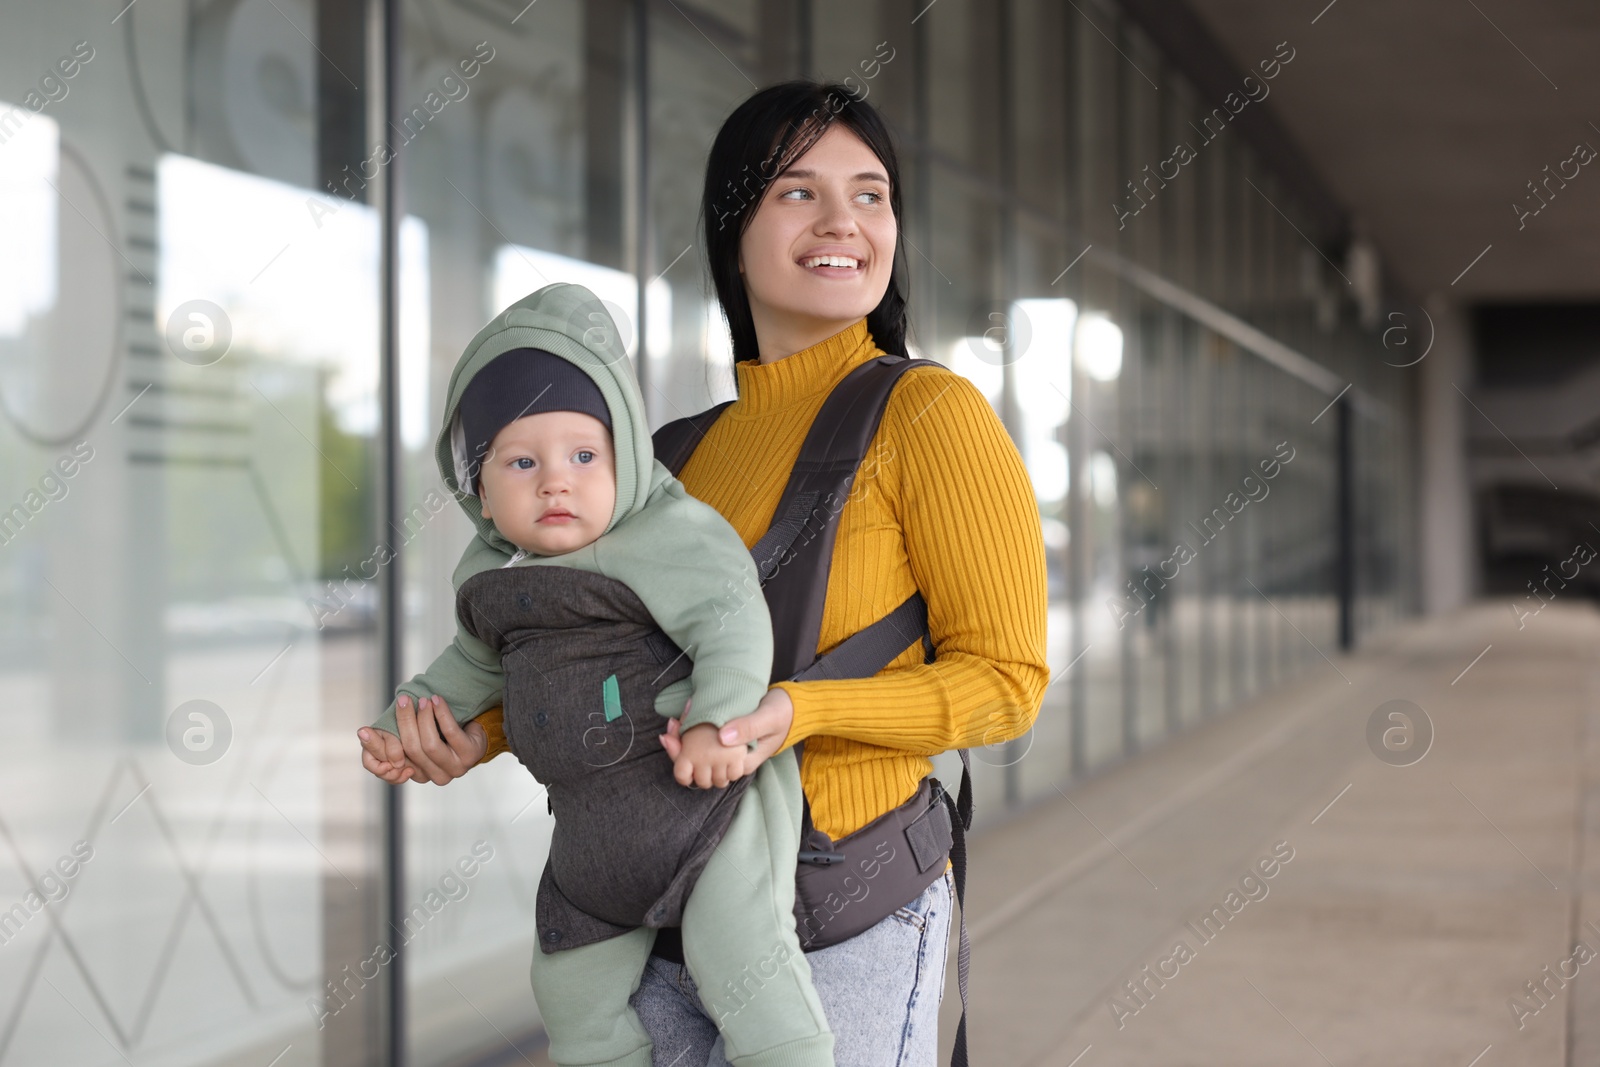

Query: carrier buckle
[798,849,844,866]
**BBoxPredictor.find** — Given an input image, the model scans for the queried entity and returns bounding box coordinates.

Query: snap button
[517,594,533,611]
[544,928,562,943]
[535,711,548,726]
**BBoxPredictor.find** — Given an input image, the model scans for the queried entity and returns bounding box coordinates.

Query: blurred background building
[0,0,1595,1064]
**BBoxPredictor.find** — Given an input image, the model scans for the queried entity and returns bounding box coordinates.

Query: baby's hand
[671,721,746,789]
[358,725,416,784]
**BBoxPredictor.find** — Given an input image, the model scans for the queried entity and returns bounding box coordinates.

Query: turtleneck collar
[731,318,881,418]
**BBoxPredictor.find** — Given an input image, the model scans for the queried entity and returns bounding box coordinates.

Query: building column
[1417,293,1474,614]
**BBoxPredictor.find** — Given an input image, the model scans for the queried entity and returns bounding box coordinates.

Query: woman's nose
[815,196,858,235]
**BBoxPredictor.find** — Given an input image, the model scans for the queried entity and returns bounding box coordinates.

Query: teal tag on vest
[602,674,622,722]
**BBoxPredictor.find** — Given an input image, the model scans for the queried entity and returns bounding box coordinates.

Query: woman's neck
[754,313,864,364]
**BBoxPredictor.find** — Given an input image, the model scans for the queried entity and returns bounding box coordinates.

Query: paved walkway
[942,602,1600,1066]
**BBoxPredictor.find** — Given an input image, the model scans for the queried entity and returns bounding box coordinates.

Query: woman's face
[737,124,896,352]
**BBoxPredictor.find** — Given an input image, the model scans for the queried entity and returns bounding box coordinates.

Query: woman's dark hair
[700,80,910,367]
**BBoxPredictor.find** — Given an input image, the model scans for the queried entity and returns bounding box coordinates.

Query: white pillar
[1417,294,1475,614]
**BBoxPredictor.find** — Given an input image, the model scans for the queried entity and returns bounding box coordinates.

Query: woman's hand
[658,687,795,778]
[382,693,487,786]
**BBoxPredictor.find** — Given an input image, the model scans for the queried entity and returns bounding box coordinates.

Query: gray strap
[749,490,821,582]
[946,748,971,1067]
[790,592,929,683]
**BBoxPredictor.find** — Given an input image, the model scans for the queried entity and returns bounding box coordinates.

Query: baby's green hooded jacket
[370,282,772,745]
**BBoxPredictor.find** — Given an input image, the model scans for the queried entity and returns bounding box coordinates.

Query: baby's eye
[575,450,596,464]
[514,457,533,470]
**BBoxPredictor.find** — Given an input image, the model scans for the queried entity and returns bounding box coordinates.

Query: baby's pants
[526,749,835,1067]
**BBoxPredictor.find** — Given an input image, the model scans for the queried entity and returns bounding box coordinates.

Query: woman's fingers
[415,699,459,785]
[416,697,453,767]
[396,695,452,785]
[717,688,793,748]
[427,699,478,777]
[658,717,682,760]
[738,733,773,775]
[714,712,751,748]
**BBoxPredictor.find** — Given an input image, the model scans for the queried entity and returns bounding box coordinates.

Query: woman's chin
[774,295,880,328]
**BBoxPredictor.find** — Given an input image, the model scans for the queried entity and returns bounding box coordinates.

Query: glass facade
[0,2,1411,1064]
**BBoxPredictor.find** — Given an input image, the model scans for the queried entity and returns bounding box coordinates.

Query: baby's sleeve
[370,623,505,736]
[371,538,508,736]
[597,475,773,737]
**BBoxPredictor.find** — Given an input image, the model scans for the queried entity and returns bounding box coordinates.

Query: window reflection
[492,244,671,364]
[0,112,57,338]
[1012,297,1075,504]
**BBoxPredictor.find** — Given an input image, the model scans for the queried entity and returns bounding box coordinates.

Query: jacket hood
[436,282,653,557]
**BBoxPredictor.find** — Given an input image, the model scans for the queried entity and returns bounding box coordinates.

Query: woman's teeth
[801,256,861,269]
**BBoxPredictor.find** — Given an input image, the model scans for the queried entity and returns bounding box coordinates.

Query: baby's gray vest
[457,564,752,954]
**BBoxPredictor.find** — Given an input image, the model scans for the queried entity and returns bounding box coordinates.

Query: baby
[358,282,834,1067]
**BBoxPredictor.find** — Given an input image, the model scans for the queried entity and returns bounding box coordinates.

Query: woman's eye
[780,187,810,200]
[858,191,883,204]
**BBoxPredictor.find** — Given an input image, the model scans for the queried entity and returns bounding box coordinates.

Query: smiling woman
[627,80,1048,1067]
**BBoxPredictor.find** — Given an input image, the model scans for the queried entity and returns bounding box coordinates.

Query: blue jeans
[630,866,954,1067]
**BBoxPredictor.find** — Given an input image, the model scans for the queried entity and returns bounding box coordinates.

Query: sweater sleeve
[475,707,510,762]
[770,368,1050,756]
[595,471,774,739]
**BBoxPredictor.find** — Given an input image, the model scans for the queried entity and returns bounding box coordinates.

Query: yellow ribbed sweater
[474,317,1049,841]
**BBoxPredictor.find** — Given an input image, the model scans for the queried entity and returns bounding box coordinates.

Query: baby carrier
[651,352,976,1067]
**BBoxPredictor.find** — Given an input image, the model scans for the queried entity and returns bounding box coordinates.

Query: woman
[370,81,1049,1066]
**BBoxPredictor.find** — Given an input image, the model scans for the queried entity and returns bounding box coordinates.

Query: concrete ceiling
[1183,0,1600,302]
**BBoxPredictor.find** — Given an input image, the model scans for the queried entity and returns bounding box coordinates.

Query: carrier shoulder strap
[652,356,940,682]
[652,399,734,482]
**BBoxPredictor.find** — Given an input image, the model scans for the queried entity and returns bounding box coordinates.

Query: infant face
[477,410,617,556]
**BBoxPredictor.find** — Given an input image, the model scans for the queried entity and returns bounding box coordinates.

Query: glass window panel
[1074,7,1122,249]
[1012,0,1069,220]
[809,0,912,133]
[396,2,638,1059]
[927,0,1001,180]
[0,4,379,1064]
[1120,21,1164,272]
[646,3,762,425]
